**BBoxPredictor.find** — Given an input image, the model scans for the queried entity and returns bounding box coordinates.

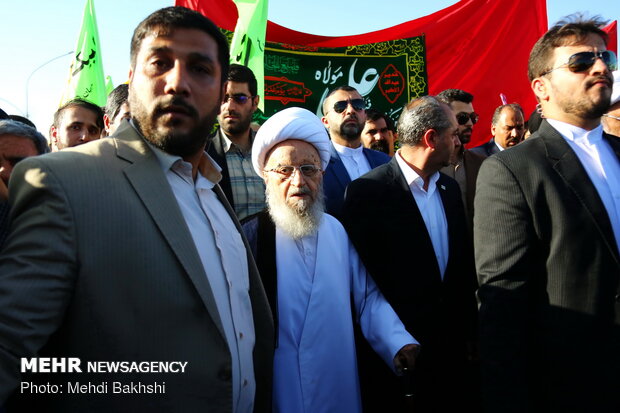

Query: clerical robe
[243,212,414,413]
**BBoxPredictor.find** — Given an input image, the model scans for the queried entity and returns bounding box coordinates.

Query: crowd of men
[0,6,618,413]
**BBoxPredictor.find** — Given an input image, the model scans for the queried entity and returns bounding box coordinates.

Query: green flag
[60,0,107,106]
[229,0,269,112]
[105,76,114,96]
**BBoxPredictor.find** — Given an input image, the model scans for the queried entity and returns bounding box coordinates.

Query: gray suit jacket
[0,122,274,412]
[474,120,620,412]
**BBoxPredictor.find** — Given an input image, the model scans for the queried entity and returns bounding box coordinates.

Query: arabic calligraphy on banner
[222,30,428,125]
[259,36,428,124]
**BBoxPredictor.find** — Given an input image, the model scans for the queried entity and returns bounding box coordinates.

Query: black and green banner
[259,36,427,125]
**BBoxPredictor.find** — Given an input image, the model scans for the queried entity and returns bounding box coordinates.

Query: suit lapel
[327,143,351,189]
[115,124,227,340]
[387,159,442,278]
[542,121,619,264]
[437,174,460,283]
[206,129,233,208]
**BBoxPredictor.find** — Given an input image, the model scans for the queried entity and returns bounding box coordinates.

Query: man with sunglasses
[243,107,418,413]
[321,86,390,220]
[437,88,485,231]
[475,16,620,413]
[208,64,265,220]
[470,103,526,157]
[602,70,620,136]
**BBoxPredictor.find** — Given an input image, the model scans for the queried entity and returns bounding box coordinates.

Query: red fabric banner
[603,21,617,55]
[177,0,547,147]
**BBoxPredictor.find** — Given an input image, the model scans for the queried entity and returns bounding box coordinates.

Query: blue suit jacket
[323,143,390,220]
[469,139,500,158]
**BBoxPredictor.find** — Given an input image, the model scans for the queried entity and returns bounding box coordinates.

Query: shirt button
[239,332,244,339]
[243,379,248,387]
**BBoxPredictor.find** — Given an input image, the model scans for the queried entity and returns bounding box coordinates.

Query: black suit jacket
[469,138,500,157]
[475,120,620,412]
[0,122,274,412]
[342,158,477,411]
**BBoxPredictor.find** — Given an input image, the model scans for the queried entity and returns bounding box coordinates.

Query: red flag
[178,0,547,147]
[603,21,617,55]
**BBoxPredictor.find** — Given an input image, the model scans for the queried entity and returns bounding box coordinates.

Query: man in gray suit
[475,16,620,412]
[0,7,273,412]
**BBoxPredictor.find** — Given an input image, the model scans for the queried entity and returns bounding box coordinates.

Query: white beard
[266,183,325,240]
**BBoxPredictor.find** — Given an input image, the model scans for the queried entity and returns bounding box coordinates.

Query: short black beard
[220,111,252,137]
[369,139,389,154]
[339,121,362,142]
[130,95,217,158]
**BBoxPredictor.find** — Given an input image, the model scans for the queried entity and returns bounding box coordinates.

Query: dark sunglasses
[331,99,366,114]
[542,50,618,76]
[455,112,479,125]
[223,94,254,105]
[264,164,322,178]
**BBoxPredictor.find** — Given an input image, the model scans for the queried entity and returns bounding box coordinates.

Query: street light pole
[25,51,73,118]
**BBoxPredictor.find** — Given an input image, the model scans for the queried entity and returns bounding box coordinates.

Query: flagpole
[25,51,73,118]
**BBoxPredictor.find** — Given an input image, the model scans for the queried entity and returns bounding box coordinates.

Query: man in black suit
[343,96,478,412]
[475,16,620,412]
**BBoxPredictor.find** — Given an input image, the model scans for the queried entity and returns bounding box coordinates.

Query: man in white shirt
[342,96,479,412]
[475,16,620,412]
[0,7,273,412]
[243,107,419,413]
[320,86,390,219]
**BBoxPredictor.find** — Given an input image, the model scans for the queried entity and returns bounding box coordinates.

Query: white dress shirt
[332,141,372,180]
[547,119,620,254]
[395,151,449,278]
[150,143,256,413]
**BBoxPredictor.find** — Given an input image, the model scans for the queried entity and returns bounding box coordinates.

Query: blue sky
[0,0,617,135]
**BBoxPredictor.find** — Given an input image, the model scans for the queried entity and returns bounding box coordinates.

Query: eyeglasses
[223,94,254,105]
[264,164,322,178]
[603,113,620,121]
[330,99,366,114]
[541,50,618,76]
[455,112,479,125]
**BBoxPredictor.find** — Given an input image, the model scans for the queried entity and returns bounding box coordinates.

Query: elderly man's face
[0,135,38,186]
[264,140,323,213]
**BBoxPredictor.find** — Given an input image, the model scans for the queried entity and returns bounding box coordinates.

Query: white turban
[252,107,331,178]
[611,70,620,106]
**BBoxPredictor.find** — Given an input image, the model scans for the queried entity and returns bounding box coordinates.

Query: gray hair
[397,96,451,147]
[492,103,524,126]
[0,120,49,154]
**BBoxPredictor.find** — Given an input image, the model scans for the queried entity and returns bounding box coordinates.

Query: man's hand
[393,343,420,374]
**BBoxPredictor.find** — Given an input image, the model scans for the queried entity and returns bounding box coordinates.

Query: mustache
[154,97,198,118]
[343,114,358,122]
[289,187,311,197]
[586,75,613,89]
[221,109,239,117]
